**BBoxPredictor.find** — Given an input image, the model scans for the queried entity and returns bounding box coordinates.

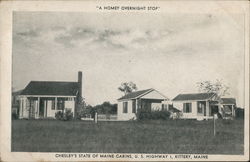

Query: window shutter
[132,100,136,113]
[123,102,128,113]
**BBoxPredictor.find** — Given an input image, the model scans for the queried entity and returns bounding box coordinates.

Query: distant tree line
[93,101,117,114]
[80,101,117,118]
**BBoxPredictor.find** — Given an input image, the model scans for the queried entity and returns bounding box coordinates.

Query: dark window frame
[51,100,55,110]
[57,98,65,110]
[132,100,136,113]
[123,102,128,113]
[183,103,192,113]
[197,101,206,114]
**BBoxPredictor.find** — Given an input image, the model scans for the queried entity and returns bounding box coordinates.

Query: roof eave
[19,94,77,97]
[134,88,154,99]
[117,88,155,101]
[172,99,208,102]
[117,98,136,102]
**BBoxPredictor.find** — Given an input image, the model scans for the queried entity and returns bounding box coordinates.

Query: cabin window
[197,101,206,114]
[51,100,55,110]
[123,102,128,113]
[57,98,65,110]
[132,100,136,113]
[67,97,74,101]
[183,103,192,113]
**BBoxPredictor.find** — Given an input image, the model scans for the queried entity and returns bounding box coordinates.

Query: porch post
[19,98,23,118]
[234,106,236,117]
[219,103,224,118]
[206,101,209,119]
[44,100,47,118]
[23,97,27,118]
[165,100,169,111]
[37,97,40,119]
[135,99,138,113]
[55,97,57,110]
[232,105,235,117]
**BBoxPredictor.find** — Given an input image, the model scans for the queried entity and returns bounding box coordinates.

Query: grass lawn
[12,119,244,154]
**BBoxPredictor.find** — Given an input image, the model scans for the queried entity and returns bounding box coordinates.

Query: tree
[196,79,230,97]
[118,82,138,95]
[93,101,117,114]
[75,96,85,119]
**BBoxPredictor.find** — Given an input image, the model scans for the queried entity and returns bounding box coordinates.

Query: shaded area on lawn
[12,119,244,154]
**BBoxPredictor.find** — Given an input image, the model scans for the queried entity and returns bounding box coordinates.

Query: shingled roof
[221,98,236,105]
[172,92,217,101]
[20,81,79,96]
[118,88,153,100]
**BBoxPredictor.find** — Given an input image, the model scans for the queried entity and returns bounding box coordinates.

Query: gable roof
[221,98,236,105]
[118,88,153,100]
[172,92,217,101]
[20,81,79,96]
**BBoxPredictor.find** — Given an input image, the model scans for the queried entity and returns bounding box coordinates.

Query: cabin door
[28,100,36,119]
[39,99,45,118]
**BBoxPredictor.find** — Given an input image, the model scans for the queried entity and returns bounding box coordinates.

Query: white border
[0,0,249,161]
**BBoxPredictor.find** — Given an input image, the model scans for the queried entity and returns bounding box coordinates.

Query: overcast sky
[12,12,245,107]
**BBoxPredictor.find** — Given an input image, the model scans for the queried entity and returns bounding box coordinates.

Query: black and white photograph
[0,0,249,161]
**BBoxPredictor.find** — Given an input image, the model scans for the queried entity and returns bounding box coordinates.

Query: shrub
[55,110,73,121]
[77,106,96,120]
[170,112,183,119]
[136,109,171,120]
[217,112,223,119]
[55,111,63,120]
[63,109,73,121]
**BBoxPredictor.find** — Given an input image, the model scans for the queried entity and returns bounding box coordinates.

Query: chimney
[78,71,82,97]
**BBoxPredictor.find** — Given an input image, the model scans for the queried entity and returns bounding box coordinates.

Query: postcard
[0,0,249,161]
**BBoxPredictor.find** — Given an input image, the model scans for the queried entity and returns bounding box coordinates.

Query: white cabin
[172,93,236,120]
[117,88,169,121]
[18,72,83,119]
